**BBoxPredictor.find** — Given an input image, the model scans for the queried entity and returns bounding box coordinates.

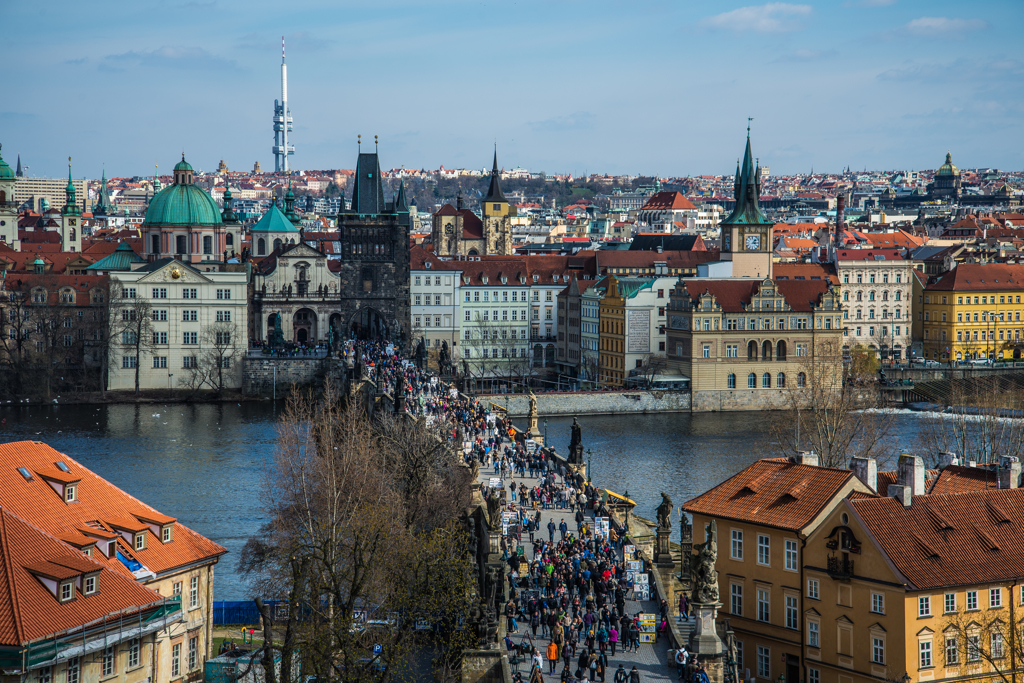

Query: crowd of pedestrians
[345,339,712,683]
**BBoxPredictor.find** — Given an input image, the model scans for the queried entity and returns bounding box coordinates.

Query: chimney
[936,451,959,469]
[851,456,877,492]
[888,484,913,507]
[791,451,819,467]
[999,456,1021,489]
[896,454,925,496]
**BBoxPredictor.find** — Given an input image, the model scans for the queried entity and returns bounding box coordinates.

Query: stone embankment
[476,390,690,417]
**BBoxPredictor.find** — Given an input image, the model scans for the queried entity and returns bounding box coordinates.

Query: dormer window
[84,574,98,595]
[162,525,173,543]
[60,581,74,602]
[107,541,116,558]
[134,532,146,551]
[65,484,77,503]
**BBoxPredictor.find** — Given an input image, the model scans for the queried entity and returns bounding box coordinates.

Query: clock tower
[720,130,772,278]
[60,159,83,253]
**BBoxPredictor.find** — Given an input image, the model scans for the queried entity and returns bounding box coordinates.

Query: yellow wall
[599,278,625,387]
[922,288,1024,361]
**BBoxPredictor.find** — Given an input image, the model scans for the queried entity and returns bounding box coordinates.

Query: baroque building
[431,151,514,257]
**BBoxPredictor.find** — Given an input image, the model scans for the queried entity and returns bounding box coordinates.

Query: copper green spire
[63,157,82,217]
[720,128,769,227]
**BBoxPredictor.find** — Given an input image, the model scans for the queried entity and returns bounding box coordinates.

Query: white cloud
[904,17,988,36]
[698,3,812,33]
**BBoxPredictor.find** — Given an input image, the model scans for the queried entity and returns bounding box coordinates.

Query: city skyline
[3,0,1022,178]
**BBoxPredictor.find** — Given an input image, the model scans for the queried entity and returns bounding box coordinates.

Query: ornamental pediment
[136,262,212,284]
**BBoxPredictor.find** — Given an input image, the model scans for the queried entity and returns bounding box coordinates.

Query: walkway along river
[0,402,935,600]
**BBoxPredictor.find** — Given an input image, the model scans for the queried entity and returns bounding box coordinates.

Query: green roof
[250,203,299,233]
[144,183,222,227]
[614,277,654,299]
[936,151,960,177]
[720,133,771,227]
[174,157,194,172]
[86,242,146,272]
[0,155,13,180]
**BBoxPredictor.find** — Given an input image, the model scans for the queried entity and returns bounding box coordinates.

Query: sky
[2,0,1022,179]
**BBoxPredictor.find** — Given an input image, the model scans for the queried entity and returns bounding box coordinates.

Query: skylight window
[17,467,32,481]
[56,462,70,472]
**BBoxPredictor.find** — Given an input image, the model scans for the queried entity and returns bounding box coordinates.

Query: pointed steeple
[720,129,769,227]
[93,168,112,216]
[15,154,22,177]
[221,180,237,222]
[483,147,506,204]
[395,180,408,212]
[62,159,81,217]
[283,177,299,223]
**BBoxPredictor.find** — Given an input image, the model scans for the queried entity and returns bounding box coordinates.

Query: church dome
[0,149,13,180]
[174,158,194,172]
[144,182,222,226]
[936,151,960,177]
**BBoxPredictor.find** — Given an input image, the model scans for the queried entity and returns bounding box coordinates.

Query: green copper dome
[174,157,194,172]
[936,151,960,177]
[144,182,222,226]
[0,146,14,180]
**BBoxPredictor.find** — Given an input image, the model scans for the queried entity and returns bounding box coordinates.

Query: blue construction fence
[212,601,285,626]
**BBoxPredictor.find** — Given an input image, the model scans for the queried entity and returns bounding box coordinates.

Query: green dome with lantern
[0,145,14,180]
[936,151,960,177]
[143,154,222,227]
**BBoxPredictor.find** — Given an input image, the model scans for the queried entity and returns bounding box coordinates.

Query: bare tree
[944,606,1024,683]
[238,381,475,683]
[179,321,241,397]
[633,353,669,388]
[108,282,154,396]
[916,378,1024,466]
[768,339,898,468]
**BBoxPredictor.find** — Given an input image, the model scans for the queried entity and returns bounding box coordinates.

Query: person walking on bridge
[559,519,568,541]
[548,519,556,543]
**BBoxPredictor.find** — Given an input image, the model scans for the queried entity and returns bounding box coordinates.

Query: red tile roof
[0,506,165,645]
[0,442,226,582]
[836,248,905,261]
[851,488,1024,589]
[772,263,839,284]
[640,191,697,211]
[928,465,1000,495]
[683,458,858,532]
[927,263,1024,292]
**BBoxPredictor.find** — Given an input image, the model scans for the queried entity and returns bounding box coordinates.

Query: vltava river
[0,402,930,600]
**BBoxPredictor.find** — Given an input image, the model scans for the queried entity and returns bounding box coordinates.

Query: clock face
[745,234,760,251]
[444,221,454,235]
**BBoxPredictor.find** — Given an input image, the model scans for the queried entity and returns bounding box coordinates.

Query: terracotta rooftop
[927,263,1024,292]
[683,458,858,532]
[928,464,1000,495]
[851,488,1024,589]
[640,191,698,211]
[0,441,226,583]
[0,506,165,646]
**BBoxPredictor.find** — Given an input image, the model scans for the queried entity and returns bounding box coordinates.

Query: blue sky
[3,0,1021,178]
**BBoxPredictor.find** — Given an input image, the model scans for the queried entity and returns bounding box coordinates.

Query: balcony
[827,555,854,579]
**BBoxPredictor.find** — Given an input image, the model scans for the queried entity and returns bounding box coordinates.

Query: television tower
[272,36,294,173]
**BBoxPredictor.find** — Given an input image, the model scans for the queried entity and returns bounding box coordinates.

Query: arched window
[762,372,771,388]
[747,340,758,360]
[856,291,862,302]
[273,238,282,252]
[869,291,876,301]
[777,372,786,388]
[151,234,161,255]
[882,291,889,301]
[727,373,736,389]
[257,238,266,255]
[776,340,787,360]
[797,372,807,388]
[843,291,849,301]
[747,373,757,388]
[175,235,187,254]
[762,340,772,360]
[226,233,234,246]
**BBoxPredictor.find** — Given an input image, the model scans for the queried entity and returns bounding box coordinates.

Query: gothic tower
[481,149,514,256]
[61,159,82,253]
[719,130,772,278]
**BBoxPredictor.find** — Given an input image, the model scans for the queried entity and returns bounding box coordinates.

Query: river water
[0,402,931,600]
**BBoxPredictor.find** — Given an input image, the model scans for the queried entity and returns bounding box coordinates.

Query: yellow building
[685,452,1024,683]
[683,454,872,683]
[599,275,627,386]
[922,263,1024,361]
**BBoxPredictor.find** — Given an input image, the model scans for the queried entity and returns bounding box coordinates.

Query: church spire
[395,179,408,212]
[15,154,22,177]
[720,128,769,227]
[483,147,506,204]
[63,158,81,217]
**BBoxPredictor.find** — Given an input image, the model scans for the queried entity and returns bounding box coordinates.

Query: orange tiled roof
[928,263,1024,292]
[0,506,165,645]
[682,458,856,532]
[929,464,1000,495]
[0,442,226,581]
[851,488,1024,589]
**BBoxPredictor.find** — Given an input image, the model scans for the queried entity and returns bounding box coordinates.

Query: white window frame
[757,534,770,566]
[757,588,770,623]
[966,590,978,611]
[785,595,798,630]
[919,595,931,617]
[784,539,797,571]
[991,587,1002,608]
[128,638,140,669]
[756,645,770,679]
[920,640,933,668]
[808,620,819,648]
[872,592,885,614]
[189,575,199,609]
[807,578,819,600]
[944,592,956,613]
[731,529,743,560]
[730,583,743,616]
[872,636,885,664]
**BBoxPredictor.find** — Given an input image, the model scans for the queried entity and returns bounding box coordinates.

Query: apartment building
[835,249,914,361]
[105,259,248,392]
[411,249,461,353]
[597,275,676,387]
[0,440,226,683]
[922,263,1024,361]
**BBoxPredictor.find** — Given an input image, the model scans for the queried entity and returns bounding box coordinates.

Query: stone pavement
[478,464,683,682]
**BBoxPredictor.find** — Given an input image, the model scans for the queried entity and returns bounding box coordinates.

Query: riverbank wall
[476,390,691,417]
[242,357,330,397]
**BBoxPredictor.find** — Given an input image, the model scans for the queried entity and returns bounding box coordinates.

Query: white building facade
[836,249,915,361]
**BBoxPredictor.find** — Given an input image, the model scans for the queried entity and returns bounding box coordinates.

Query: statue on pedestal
[528,391,539,435]
[691,520,720,604]
[414,337,427,371]
[439,340,452,376]
[568,417,584,464]
[486,490,502,532]
[657,492,673,530]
